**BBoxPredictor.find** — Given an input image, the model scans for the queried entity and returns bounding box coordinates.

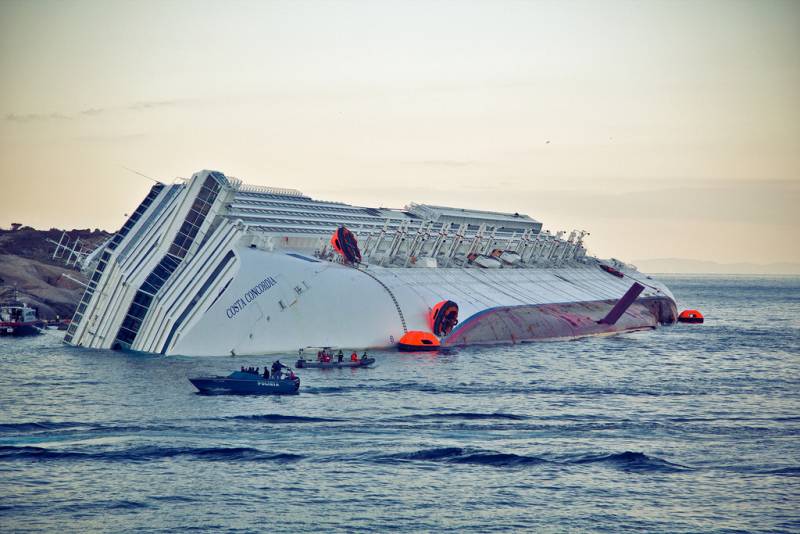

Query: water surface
[1,275,798,532]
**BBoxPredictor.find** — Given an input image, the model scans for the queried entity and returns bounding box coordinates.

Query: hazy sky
[1,0,798,264]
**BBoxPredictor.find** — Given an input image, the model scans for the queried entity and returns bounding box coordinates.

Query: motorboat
[189,369,300,395]
[0,298,42,337]
[296,356,375,369]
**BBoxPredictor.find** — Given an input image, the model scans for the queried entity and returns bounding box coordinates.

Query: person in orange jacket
[350,351,358,362]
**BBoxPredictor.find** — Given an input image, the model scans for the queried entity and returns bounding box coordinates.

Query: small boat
[0,299,42,337]
[189,370,300,395]
[296,357,375,369]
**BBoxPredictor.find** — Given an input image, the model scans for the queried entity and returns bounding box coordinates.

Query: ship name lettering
[226,276,279,319]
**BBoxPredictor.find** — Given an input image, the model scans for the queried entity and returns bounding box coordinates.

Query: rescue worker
[351,351,358,362]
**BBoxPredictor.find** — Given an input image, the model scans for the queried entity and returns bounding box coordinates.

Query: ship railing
[359,222,588,269]
[225,176,243,190]
[237,184,306,197]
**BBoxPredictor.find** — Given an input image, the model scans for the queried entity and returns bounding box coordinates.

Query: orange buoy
[397,331,441,352]
[678,309,704,324]
[428,300,459,337]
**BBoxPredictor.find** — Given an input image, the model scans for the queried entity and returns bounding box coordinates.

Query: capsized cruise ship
[64,170,678,356]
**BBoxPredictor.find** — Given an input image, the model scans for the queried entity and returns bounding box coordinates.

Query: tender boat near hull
[296,357,375,369]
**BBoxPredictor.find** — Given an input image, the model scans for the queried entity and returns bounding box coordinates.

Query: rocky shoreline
[0,227,111,319]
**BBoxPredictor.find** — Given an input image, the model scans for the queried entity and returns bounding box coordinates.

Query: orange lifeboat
[397,331,441,352]
[428,300,459,337]
[330,226,362,264]
[678,309,704,324]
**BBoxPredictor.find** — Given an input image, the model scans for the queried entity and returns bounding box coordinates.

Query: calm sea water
[1,275,798,533]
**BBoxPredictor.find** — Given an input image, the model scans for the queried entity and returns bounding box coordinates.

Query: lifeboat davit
[330,226,362,264]
[397,331,441,352]
[678,309,704,323]
[429,300,459,337]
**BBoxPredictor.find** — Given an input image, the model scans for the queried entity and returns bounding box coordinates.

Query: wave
[0,421,90,433]
[221,414,342,423]
[450,451,549,467]
[0,420,180,436]
[383,447,548,467]
[760,467,800,477]
[395,412,527,422]
[572,451,691,472]
[377,447,690,471]
[0,445,88,460]
[0,444,304,463]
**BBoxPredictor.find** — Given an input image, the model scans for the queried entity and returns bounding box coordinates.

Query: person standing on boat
[271,360,285,379]
[361,351,368,361]
[337,350,344,363]
[351,351,358,362]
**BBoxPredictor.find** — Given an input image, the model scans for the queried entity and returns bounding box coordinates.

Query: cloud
[4,99,181,123]
[127,100,176,111]
[4,112,71,123]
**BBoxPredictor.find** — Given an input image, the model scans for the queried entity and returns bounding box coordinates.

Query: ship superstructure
[64,170,677,356]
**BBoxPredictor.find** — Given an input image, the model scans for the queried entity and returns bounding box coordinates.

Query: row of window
[113,177,221,348]
[65,183,164,344]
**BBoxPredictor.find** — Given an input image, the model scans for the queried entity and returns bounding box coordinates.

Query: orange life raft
[397,331,441,352]
[678,309,704,324]
[428,300,459,337]
[330,226,362,264]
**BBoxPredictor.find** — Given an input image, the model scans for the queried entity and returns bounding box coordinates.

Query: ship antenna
[122,166,163,184]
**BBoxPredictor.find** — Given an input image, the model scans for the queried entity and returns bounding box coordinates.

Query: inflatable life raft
[397,331,441,352]
[678,309,704,323]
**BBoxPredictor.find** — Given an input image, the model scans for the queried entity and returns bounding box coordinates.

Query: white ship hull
[63,170,678,356]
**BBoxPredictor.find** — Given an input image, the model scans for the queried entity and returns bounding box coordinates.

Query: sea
[1,275,798,533]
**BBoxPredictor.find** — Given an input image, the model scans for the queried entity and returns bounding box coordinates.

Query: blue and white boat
[189,370,300,395]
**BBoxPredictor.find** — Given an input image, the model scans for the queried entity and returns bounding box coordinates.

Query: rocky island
[0,226,110,320]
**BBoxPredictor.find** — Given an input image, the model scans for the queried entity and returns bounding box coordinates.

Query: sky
[0,0,798,265]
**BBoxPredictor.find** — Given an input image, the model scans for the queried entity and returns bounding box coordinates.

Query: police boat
[189,368,300,395]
